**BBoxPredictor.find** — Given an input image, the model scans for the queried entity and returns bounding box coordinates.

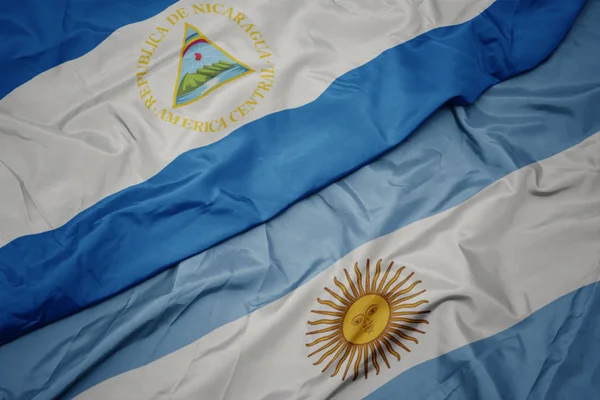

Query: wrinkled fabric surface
[0,0,586,345]
[0,0,599,398]
[74,131,600,400]
[368,280,600,400]
[0,0,179,100]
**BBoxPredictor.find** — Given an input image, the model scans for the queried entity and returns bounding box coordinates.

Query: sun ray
[312,340,344,364]
[321,343,350,377]
[325,286,351,307]
[392,300,429,311]
[344,269,360,298]
[382,266,405,294]
[365,259,371,294]
[381,335,404,358]
[317,297,346,311]
[371,259,381,293]
[390,288,426,306]
[390,317,430,325]
[363,344,369,379]
[308,318,342,326]
[376,341,391,368]
[323,343,348,373]
[383,332,410,353]
[385,272,414,297]
[369,342,380,375]
[376,261,394,293]
[388,280,422,302]
[342,345,357,381]
[389,323,426,334]
[307,260,429,380]
[354,262,365,296]
[333,277,355,303]
[353,344,363,380]
[308,335,341,357]
[390,328,420,345]
[306,331,339,347]
[306,325,340,335]
[310,310,345,317]
[331,346,356,380]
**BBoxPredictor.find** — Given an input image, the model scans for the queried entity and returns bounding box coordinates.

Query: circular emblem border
[135,3,276,134]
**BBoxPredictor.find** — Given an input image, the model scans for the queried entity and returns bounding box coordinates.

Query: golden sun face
[306,259,429,381]
[343,294,390,344]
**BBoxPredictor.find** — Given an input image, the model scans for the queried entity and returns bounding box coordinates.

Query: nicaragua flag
[1,0,599,398]
[0,0,588,345]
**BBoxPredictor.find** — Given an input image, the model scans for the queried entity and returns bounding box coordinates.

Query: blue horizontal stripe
[0,0,586,345]
[0,0,598,397]
[367,281,600,400]
[0,0,178,100]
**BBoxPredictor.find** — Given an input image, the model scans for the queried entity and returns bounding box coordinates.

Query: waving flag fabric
[1,0,599,398]
[0,0,587,345]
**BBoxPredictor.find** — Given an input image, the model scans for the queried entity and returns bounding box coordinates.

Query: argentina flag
[1,0,599,399]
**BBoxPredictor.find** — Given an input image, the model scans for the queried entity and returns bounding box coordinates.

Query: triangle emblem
[172,23,254,108]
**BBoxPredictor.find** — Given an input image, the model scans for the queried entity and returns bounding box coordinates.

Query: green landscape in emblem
[177,61,237,97]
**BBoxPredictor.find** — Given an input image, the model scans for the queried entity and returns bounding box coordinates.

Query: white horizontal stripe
[77,132,600,399]
[0,0,493,245]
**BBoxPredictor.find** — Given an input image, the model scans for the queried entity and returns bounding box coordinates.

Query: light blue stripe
[0,0,586,345]
[0,1,598,398]
[366,281,600,400]
[0,0,178,100]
